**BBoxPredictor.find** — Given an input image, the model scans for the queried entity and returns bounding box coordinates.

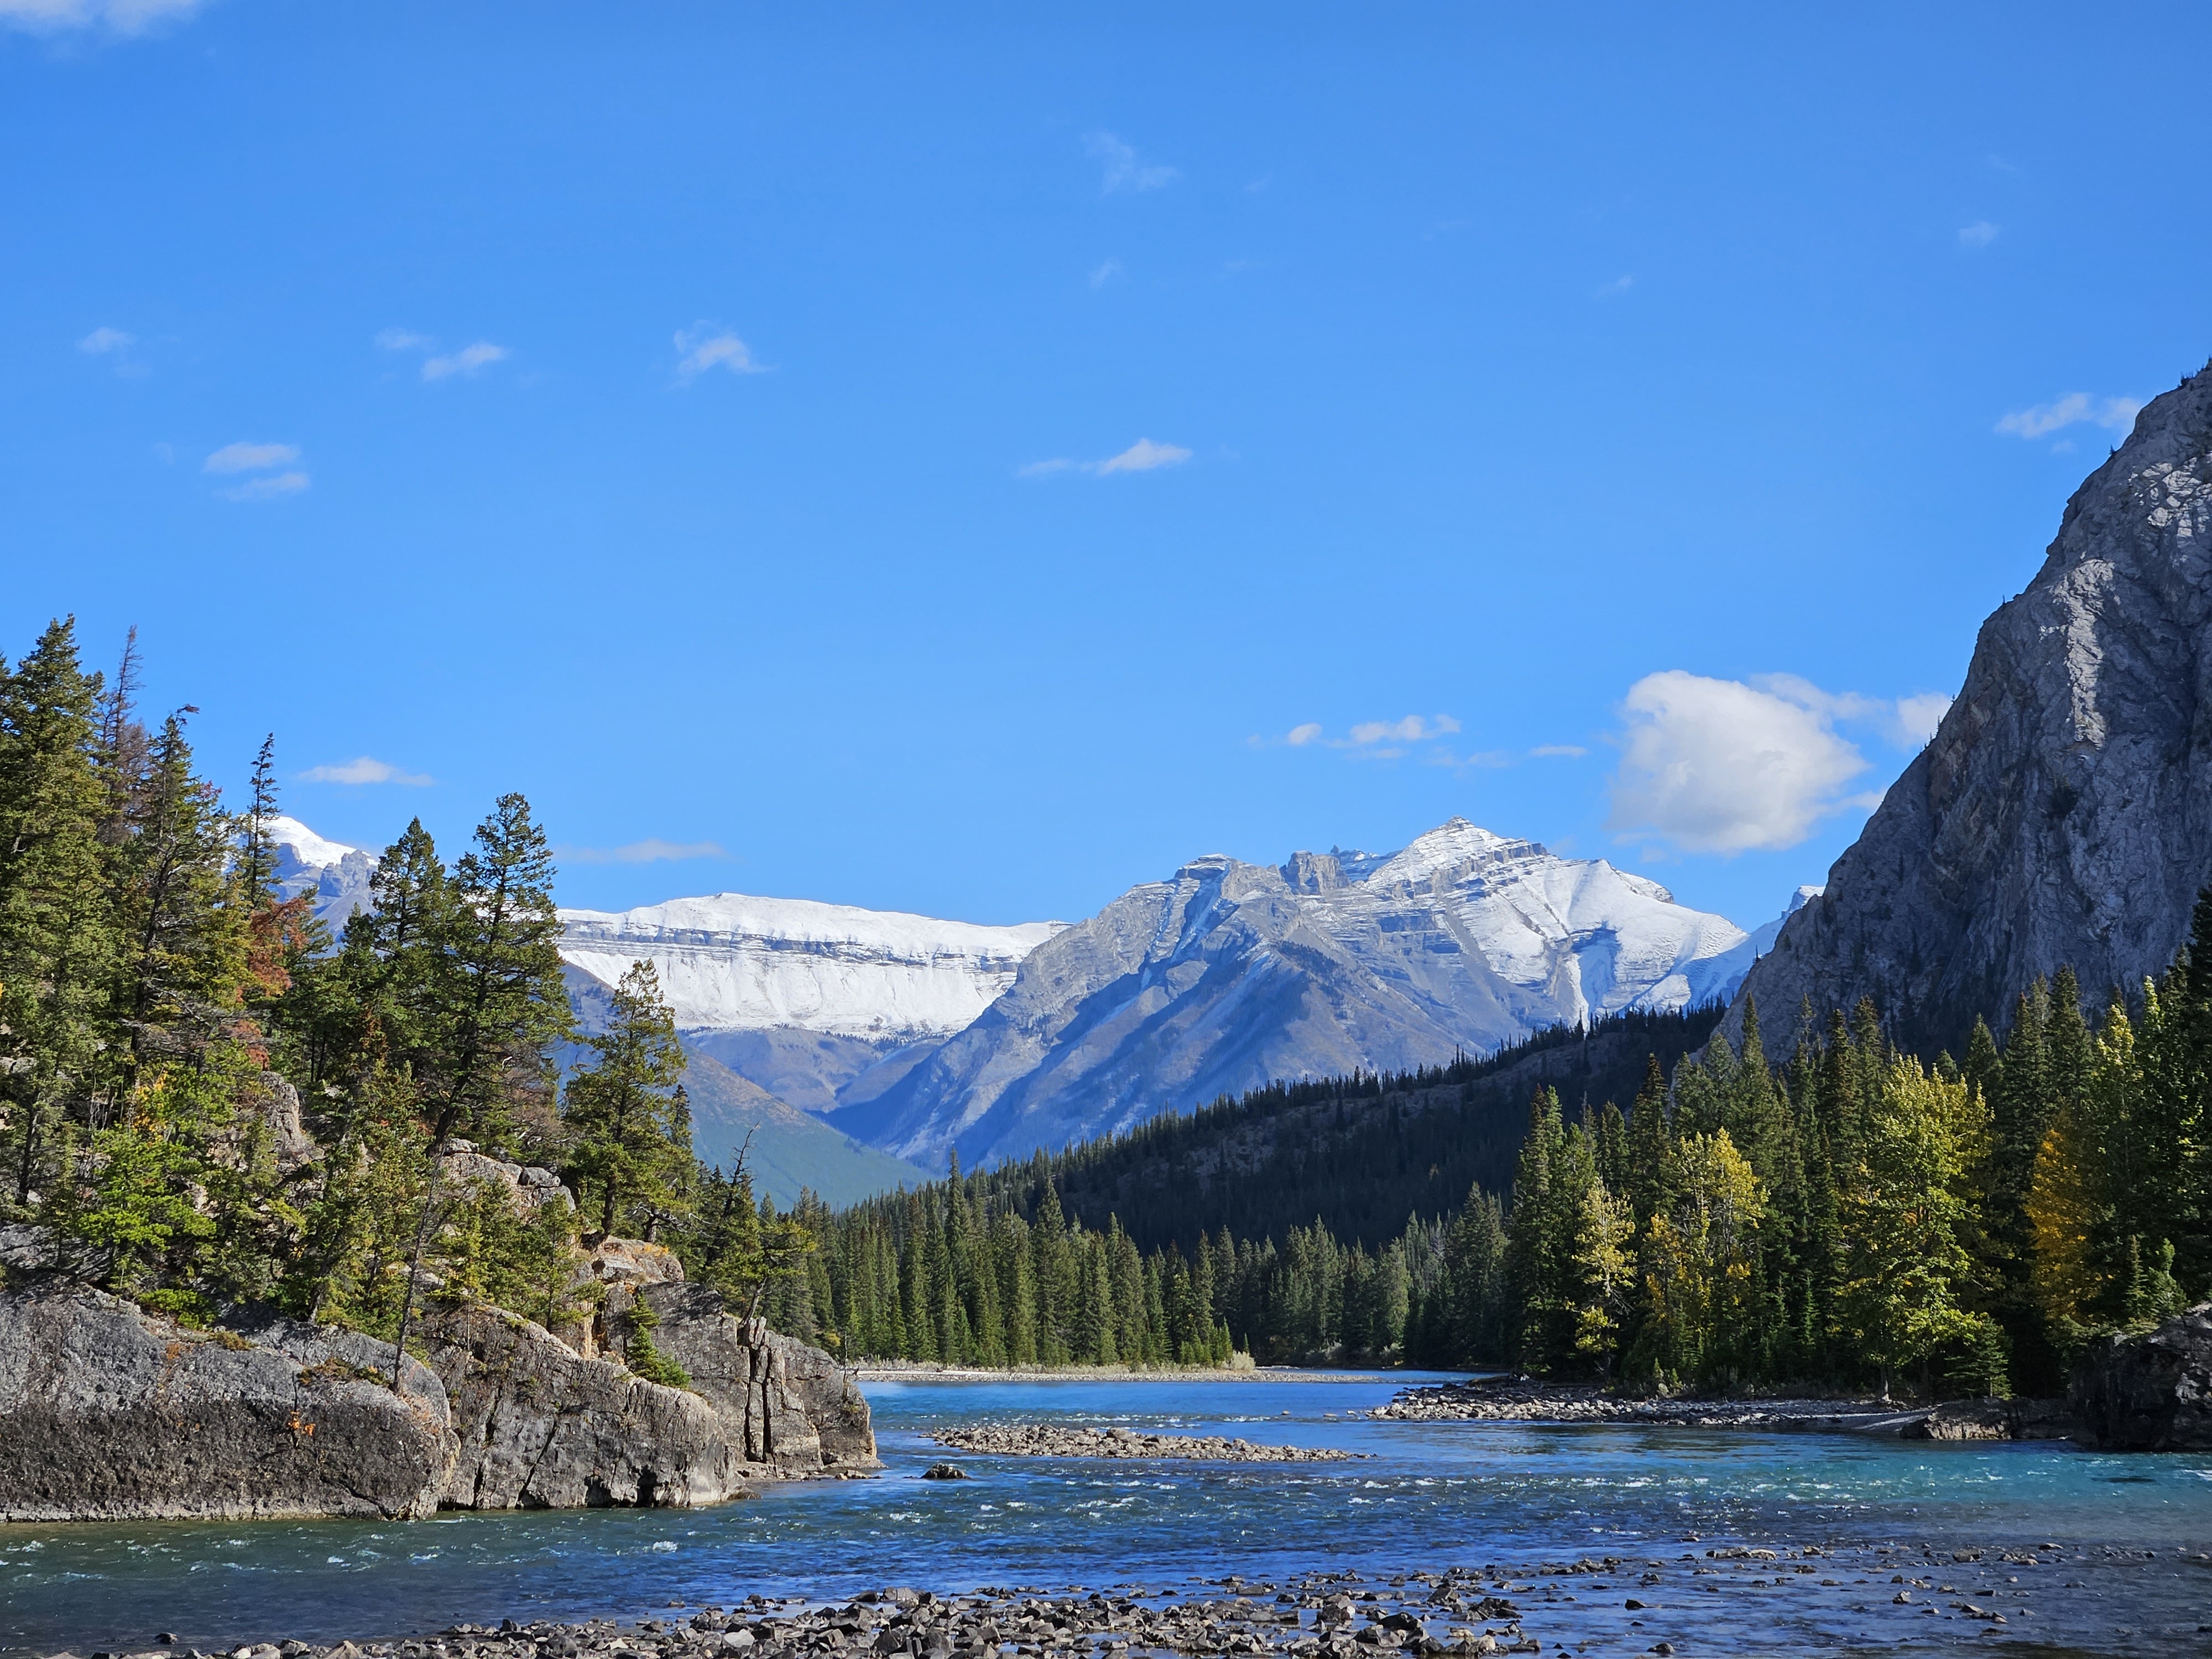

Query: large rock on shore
[422,1300,743,1509]
[0,1251,875,1520]
[0,1280,456,1522]
[2070,1303,2212,1451]
[1721,364,2212,1053]
[607,1282,880,1472]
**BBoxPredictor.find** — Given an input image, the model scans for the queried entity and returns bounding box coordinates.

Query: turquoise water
[4,1374,2210,1657]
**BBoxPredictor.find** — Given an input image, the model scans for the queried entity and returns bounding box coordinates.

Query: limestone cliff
[1725,365,2212,1051]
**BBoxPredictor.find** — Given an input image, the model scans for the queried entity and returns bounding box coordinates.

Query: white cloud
[1607,670,1876,855]
[1094,437,1190,475]
[1286,723,1323,747]
[1,0,198,34]
[1349,714,1459,747]
[1022,437,1191,478]
[1086,131,1177,194]
[1089,259,1123,289]
[78,326,134,354]
[675,324,766,380]
[422,341,508,381]
[1531,744,1588,758]
[1958,220,2000,248]
[204,441,300,474]
[1597,274,1635,298]
[300,756,433,786]
[376,327,432,352]
[1893,692,1953,746]
[221,471,310,502]
[1996,392,2142,440]
[560,838,726,865]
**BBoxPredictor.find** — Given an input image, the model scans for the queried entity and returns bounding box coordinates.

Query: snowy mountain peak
[557,892,1065,1041]
[267,816,377,929]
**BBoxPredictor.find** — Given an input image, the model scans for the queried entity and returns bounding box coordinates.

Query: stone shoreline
[928,1425,1363,1462]
[49,1543,2211,1659]
[850,1365,1381,1385]
[1374,1379,2079,1440]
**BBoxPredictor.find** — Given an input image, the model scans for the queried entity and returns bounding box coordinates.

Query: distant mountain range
[272,814,1794,1193]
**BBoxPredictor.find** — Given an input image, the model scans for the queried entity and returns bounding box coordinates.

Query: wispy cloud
[1531,744,1588,758]
[560,838,726,865]
[1089,259,1123,289]
[422,341,508,381]
[1996,392,2142,440]
[78,325,134,354]
[674,323,767,380]
[221,471,310,502]
[1596,274,1636,298]
[1273,714,1463,760]
[300,756,433,786]
[1958,220,2000,248]
[204,441,299,474]
[1,0,199,34]
[1086,131,1177,194]
[375,327,432,352]
[1022,437,1192,479]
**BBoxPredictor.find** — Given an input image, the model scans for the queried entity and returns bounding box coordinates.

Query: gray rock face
[2070,1302,2212,1451]
[609,1284,878,1472]
[848,820,1752,1167]
[0,1282,456,1521]
[1725,366,2212,1052]
[421,1301,743,1509]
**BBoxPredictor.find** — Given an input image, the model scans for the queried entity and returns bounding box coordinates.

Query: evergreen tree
[561,959,691,1237]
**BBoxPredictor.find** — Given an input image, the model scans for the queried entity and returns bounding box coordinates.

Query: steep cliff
[1726,366,2212,1051]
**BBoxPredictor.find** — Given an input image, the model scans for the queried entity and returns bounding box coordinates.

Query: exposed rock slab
[0,1281,455,1521]
[1725,364,2212,1052]
[2070,1302,2212,1451]
[420,1300,744,1509]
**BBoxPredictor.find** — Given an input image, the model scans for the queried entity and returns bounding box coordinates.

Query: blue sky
[4,2,2206,931]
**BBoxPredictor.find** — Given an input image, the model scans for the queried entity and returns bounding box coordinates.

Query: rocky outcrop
[607,1281,880,1471]
[1725,364,2212,1053]
[0,1281,456,1521]
[437,1142,574,1217]
[2070,1302,2212,1451]
[0,1249,875,1519]
[420,1300,743,1509]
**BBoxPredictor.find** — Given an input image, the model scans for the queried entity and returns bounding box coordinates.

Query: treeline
[1441,930,2212,1397]
[0,619,799,1360]
[812,920,2212,1393]
[915,1006,1724,1254]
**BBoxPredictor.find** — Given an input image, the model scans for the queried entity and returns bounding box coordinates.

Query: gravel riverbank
[928,1425,1362,1462]
[47,1545,2206,1659]
[1376,1379,1935,1433]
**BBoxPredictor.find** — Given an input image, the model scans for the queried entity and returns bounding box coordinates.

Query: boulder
[0,1281,455,1521]
[436,1143,575,1217]
[2070,1303,2212,1451]
[419,1299,743,1509]
[608,1281,879,1472]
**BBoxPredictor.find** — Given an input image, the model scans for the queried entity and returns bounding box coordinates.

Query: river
[4,1374,2209,1658]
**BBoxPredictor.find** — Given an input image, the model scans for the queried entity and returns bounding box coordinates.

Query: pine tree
[561,959,691,1237]
[0,619,117,1205]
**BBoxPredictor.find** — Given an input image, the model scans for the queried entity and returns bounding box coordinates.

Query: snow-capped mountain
[557,894,1063,1042]
[840,818,1768,1168]
[264,813,1802,1177]
[268,816,377,930]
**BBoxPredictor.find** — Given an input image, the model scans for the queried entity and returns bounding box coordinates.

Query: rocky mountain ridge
[844,819,1766,1167]
[1726,363,2212,1051]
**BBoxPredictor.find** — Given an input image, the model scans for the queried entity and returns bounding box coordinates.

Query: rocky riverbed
[41,1545,2212,1659]
[1372,1379,2065,1437]
[929,1425,1361,1462]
